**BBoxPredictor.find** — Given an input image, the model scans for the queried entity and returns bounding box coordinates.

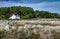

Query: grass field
[0,18,60,39]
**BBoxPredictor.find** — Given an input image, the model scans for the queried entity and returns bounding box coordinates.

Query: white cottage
[9,14,20,19]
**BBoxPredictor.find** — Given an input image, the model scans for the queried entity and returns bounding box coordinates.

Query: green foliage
[26,33,40,39]
[12,30,40,39]
[35,10,60,18]
[0,29,60,39]
[0,6,60,19]
[0,30,5,39]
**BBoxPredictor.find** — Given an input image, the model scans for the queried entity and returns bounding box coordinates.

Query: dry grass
[12,22,25,26]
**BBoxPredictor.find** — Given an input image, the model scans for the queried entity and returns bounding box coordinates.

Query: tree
[0,6,60,19]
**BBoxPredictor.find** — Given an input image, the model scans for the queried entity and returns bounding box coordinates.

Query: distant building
[9,13,20,19]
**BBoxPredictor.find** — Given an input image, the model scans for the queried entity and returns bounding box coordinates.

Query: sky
[0,0,60,14]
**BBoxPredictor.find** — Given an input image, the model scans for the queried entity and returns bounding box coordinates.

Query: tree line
[0,6,60,19]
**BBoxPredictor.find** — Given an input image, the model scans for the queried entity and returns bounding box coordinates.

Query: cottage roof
[9,13,20,19]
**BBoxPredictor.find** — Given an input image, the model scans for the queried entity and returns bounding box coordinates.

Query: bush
[0,30,5,39]
[26,33,40,39]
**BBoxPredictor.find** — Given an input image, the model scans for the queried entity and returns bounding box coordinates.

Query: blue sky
[0,0,60,13]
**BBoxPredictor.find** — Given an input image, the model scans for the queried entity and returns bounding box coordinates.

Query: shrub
[0,30,5,39]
